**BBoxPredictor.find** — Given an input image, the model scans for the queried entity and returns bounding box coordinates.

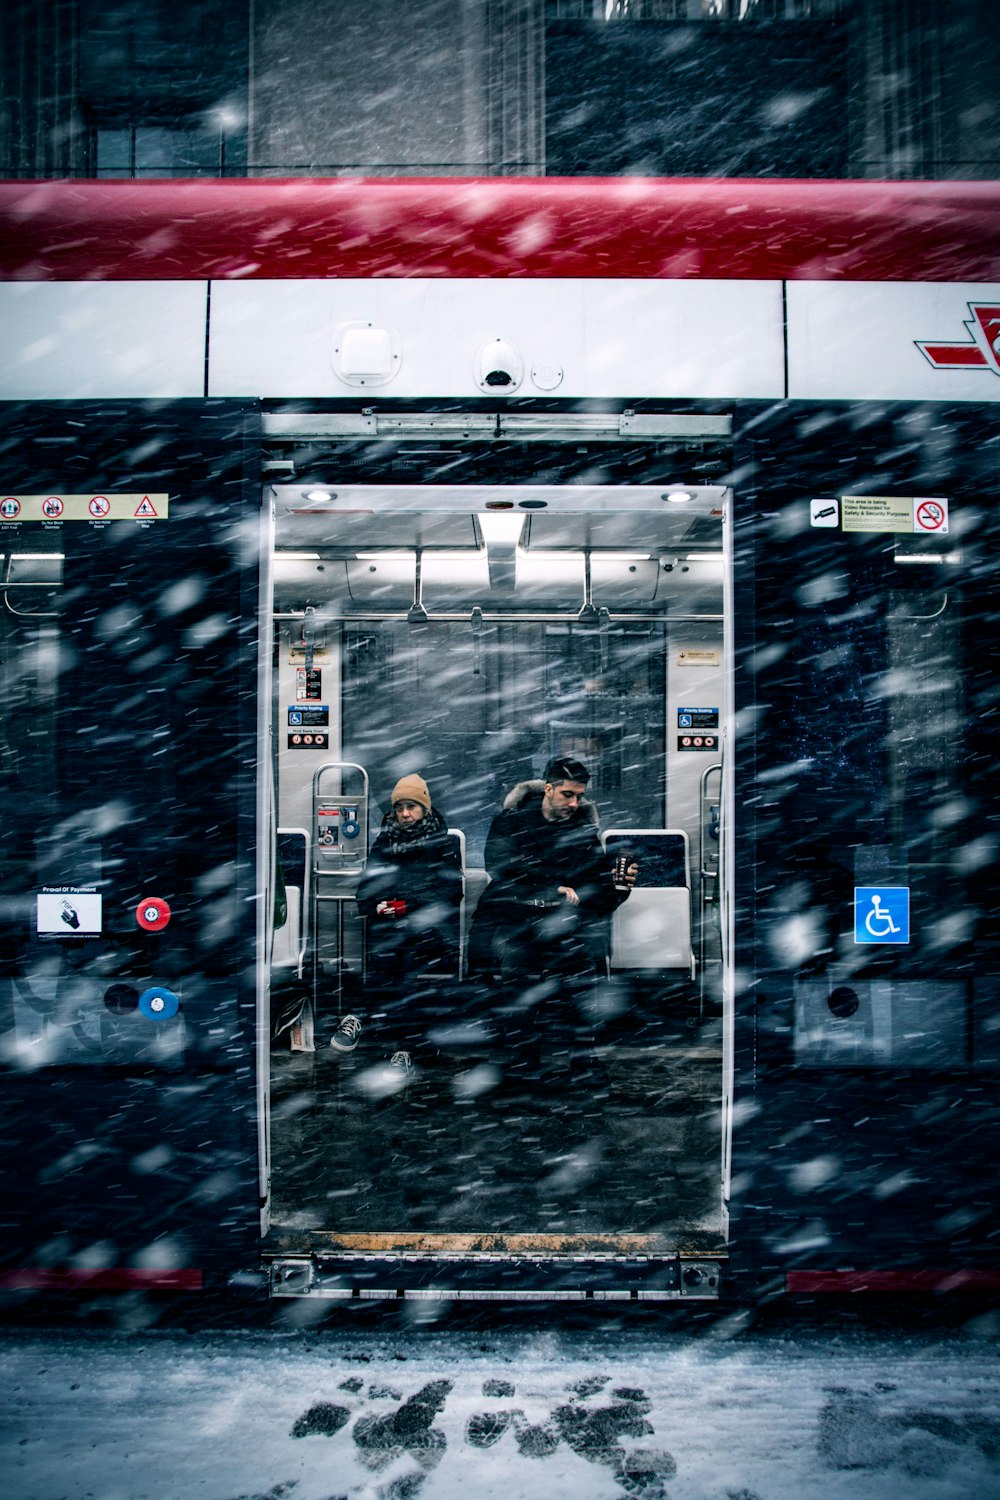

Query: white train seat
[273,827,311,979]
[447,828,467,980]
[603,829,695,981]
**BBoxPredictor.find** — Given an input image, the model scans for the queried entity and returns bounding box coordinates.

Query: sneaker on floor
[330,1014,363,1053]
[387,1049,413,1079]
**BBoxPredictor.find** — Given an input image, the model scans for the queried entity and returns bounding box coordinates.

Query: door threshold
[262,1231,726,1301]
[263,1227,727,1257]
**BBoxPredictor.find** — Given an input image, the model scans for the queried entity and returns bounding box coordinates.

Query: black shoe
[330,1014,363,1052]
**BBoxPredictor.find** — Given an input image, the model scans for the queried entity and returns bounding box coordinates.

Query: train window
[94,125,225,179]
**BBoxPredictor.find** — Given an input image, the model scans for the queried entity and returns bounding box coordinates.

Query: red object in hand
[376,899,407,918]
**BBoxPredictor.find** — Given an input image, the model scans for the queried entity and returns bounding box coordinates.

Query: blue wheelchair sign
[854,886,909,945]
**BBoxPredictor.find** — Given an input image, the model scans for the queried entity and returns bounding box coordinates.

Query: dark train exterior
[1,178,1000,1306]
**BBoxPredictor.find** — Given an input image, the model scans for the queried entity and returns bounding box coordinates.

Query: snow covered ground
[3,1316,1000,1500]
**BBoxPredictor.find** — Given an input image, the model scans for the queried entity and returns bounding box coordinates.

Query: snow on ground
[2,1318,1000,1500]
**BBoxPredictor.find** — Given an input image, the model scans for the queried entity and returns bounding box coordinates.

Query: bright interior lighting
[348,550,490,586]
[13,553,65,561]
[515,551,585,582]
[685,552,723,562]
[894,551,961,564]
[591,552,651,562]
[423,552,490,584]
[477,512,525,545]
[274,551,321,561]
[665,490,694,503]
[302,489,334,503]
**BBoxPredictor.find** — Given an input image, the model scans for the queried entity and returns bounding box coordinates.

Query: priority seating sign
[854,886,909,945]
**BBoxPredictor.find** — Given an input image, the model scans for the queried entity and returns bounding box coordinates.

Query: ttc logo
[916,302,1000,374]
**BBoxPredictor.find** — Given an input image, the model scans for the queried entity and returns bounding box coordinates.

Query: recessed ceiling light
[478,513,524,545]
[663,489,694,503]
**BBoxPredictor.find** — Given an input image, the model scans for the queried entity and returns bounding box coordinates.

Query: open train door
[263,408,734,1303]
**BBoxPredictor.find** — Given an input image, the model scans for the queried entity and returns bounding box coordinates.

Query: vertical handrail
[310,761,370,1015]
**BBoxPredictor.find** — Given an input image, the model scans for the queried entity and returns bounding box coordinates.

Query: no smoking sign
[913,496,948,534]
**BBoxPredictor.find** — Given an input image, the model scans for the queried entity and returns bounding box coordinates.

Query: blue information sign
[854,886,909,945]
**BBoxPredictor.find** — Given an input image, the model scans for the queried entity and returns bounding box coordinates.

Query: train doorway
[264,440,733,1263]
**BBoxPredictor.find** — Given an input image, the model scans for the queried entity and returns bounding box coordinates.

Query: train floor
[267,980,724,1249]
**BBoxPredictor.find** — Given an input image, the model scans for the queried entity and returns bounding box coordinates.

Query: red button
[136,897,171,932]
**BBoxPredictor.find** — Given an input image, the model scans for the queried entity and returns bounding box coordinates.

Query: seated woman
[331,773,463,1077]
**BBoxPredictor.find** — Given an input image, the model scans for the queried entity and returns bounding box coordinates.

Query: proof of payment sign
[854,886,910,945]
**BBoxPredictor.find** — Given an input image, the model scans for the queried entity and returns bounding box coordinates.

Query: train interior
[264,416,733,1257]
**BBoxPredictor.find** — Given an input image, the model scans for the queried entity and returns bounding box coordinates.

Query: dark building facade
[2,0,998,183]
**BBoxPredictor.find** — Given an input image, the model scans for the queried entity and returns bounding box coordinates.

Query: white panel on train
[208,279,784,399]
[787,281,1000,401]
[0,282,208,399]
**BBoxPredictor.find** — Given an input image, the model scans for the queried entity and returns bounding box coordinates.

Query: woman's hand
[376,899,407,918]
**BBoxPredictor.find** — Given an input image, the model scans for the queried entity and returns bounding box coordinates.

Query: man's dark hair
[543,755,590,786]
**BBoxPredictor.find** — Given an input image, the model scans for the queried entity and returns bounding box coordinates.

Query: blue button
[854,887,909,945]
[138,986,180,1020]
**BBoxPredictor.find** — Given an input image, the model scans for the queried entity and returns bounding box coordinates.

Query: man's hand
[557,886,580,906]
[624,862,638,888]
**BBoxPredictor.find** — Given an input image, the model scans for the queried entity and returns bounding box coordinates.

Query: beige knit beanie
[391,773,431,811]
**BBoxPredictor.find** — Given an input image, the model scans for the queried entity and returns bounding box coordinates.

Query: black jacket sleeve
[568,827,630,918]
[354,832,399,918]
[356,831,464,919]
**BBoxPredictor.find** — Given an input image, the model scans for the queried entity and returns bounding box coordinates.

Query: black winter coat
[355,808,463,982]
[470,780,629,976]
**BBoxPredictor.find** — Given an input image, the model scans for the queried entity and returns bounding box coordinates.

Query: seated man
[472,756,635,1073]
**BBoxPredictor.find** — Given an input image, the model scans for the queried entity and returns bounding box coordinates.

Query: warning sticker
[0,494,169,522]
[913,496,949,534]
[841,495,914,533]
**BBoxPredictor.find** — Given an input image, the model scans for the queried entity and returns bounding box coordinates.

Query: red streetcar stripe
[2,179,1000,282]
[0,1267,203,1290]
[787,1269,1000,1293]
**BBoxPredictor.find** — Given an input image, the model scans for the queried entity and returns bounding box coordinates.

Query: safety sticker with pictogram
[0,494,169,521]
[913,496,949,534]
